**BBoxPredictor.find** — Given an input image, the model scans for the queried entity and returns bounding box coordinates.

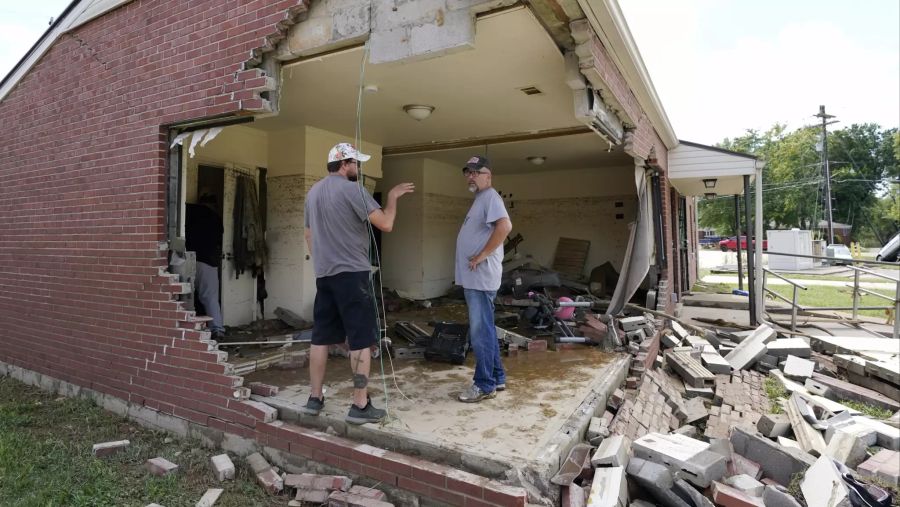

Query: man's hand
[468,254,484,271]
[388,183,415,200]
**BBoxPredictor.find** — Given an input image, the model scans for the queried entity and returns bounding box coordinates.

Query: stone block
[621,316,646,332]
[809,372,899,413]
[585,466,626,507]
[711,481,765,507]
[762,485,803,507]
[783,355,815,380]
[801,456,851,507]
[257,468,284,495]
[725,474,765,497]
[766,338,811,358]
[857,449,900,487]
[702,352,732,375]
[210,454,235,482]
[757,413,791,438]
[246,452,271,474]
[625,458,690,507]
[729,427,816,486]
[824,428,868,468]
[196,488,223,507]
[92,440,130,458]
[632,433,726,488]
[724,324,777,370]
[592,435,630,468]
[146,457,178,477]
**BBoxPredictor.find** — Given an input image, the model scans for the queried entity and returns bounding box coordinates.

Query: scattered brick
[210,454,235,482]
[257,468,284,495]
[92,440,130,458]
[146,457,179,477]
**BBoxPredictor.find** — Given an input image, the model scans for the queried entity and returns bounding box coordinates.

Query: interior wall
[380,158,426,299]
[498,164,637,276]
[422,158,473,298]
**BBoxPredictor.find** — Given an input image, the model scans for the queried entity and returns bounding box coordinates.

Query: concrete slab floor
[246,347,618,464]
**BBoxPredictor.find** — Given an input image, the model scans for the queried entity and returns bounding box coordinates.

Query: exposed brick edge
[257,422,528,507]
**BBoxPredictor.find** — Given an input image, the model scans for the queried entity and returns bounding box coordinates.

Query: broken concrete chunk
[800,456,851,507]
[146,457,179,476]
[631,432,726,488]
[762,485,803,507]
[196,488,223,507]
[701,352,732,375]
[92,439,130,458]
[347,485,388,501]
[683,397,709,424]
[756,413,791,438]
[851,415,900,450]
[327,491,394,507]
[725,474,765,497]
[625,458,690,507]
[729,427,816,486]
[766,338,811,358]
[683,386,715,399]
[210,454,235,482]
[256,468,283,495]
[585,466,626,507]
[783,355,815,380]
[711,481,765,507]
[671,321,690,340]
[621,316,646,332]
[724,323,776,370]
[673,478,714,507]
[824,428,869,469]
[245,452,271,475]
[672,425,698,438]
[857,449,900,487]
[591,435,630,468]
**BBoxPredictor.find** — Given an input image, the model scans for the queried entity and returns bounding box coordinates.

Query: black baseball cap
[462,155,490,173]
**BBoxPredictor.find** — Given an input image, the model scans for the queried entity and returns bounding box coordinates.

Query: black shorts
[312,271,378,351]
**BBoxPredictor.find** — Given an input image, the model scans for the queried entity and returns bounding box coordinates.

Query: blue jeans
[464,289,506,393]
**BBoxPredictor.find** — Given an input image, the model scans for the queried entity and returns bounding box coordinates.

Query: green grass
[0,377,281,507]
[840,399,894,420]
[763,377,787,414]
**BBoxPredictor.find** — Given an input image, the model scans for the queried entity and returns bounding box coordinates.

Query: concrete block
[295,490,330,504]
[673,478,715,507]
[801,456,851,507]
[671,321,690,340]
[783,355,815,380]
[592,435,630,467]
[196,488,223,507]
[246,452,271,474]
[672,426,698,438]
[762,485,803,507]
[766,338,811,358]
[729,427,817,486]
[684,386,715,399]
[808,372,899,413]
[725,474,765,497]
[562,484,586,507]
[661,332,682,349]
[711,481,765,507]
[666,350,716,388]
[147,457,179,476]
[585,466,627,507]
[621,316,646,332]
[825,421,877,448]
[851,415,900,450]
[824,428,868,468]
[785,393,828,456]
[724,324,776,370]
[632,432,726,488]
[625,458,690,507]
[684,397,709,424]
[857,449,900,487]
[729,454,762,480]
[92,440,130,458]
[777,436,802,450]
[326,490,394,507]
[757,413,791,438]
[256,468,284,495]
[701,352,732,374]
[210,454,235,482]
[588,417,610,444]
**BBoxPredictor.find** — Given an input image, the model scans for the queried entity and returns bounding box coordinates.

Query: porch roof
[667,140,764,197]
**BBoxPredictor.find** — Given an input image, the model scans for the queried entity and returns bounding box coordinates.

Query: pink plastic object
[554,297,575,320]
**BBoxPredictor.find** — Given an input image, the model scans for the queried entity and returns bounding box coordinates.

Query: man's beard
[468,183,477,193]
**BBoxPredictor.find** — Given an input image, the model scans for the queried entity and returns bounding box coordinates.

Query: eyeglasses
[464,169,488,177]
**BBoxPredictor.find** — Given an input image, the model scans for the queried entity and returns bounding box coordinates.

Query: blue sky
[3,1,898,145]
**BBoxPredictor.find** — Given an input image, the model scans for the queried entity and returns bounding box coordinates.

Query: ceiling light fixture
[403,104,434,121]
[527,156,546,165]
[364,84,379,94]
[702,178,717,189]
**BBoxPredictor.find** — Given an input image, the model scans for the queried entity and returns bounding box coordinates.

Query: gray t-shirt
[305,174,380,278]
[455,188,509,291]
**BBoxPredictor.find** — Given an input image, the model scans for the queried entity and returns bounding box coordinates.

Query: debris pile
[558,319,899,507]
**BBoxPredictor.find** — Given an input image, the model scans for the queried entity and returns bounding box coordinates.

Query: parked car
[825,244,853,265]
[875,231,900,262]
[719,236,768,252]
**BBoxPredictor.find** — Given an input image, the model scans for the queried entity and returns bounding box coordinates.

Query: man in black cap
[455,155,512,402]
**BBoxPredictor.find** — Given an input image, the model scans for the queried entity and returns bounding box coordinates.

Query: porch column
[754,163,765,325]
[733,195,743,291]
[743,175,757,326]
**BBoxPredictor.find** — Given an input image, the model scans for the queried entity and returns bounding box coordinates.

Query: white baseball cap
[328,142,371,163]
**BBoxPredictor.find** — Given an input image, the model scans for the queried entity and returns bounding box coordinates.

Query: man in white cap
[302,142,414,424]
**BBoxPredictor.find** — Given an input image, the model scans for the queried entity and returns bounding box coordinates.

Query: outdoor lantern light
[704,192,717,199]
[702,178,717,189]
[403,104,435,121]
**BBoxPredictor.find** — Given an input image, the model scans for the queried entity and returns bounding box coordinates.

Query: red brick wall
[0,0,307,432]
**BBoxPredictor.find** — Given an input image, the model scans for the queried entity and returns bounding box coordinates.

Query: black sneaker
[345,397,386,425]
[301,395,324,416]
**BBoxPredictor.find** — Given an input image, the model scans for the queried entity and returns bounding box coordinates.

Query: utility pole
[815,105,837,243]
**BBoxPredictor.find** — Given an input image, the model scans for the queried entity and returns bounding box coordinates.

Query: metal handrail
[847,265,900,283]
